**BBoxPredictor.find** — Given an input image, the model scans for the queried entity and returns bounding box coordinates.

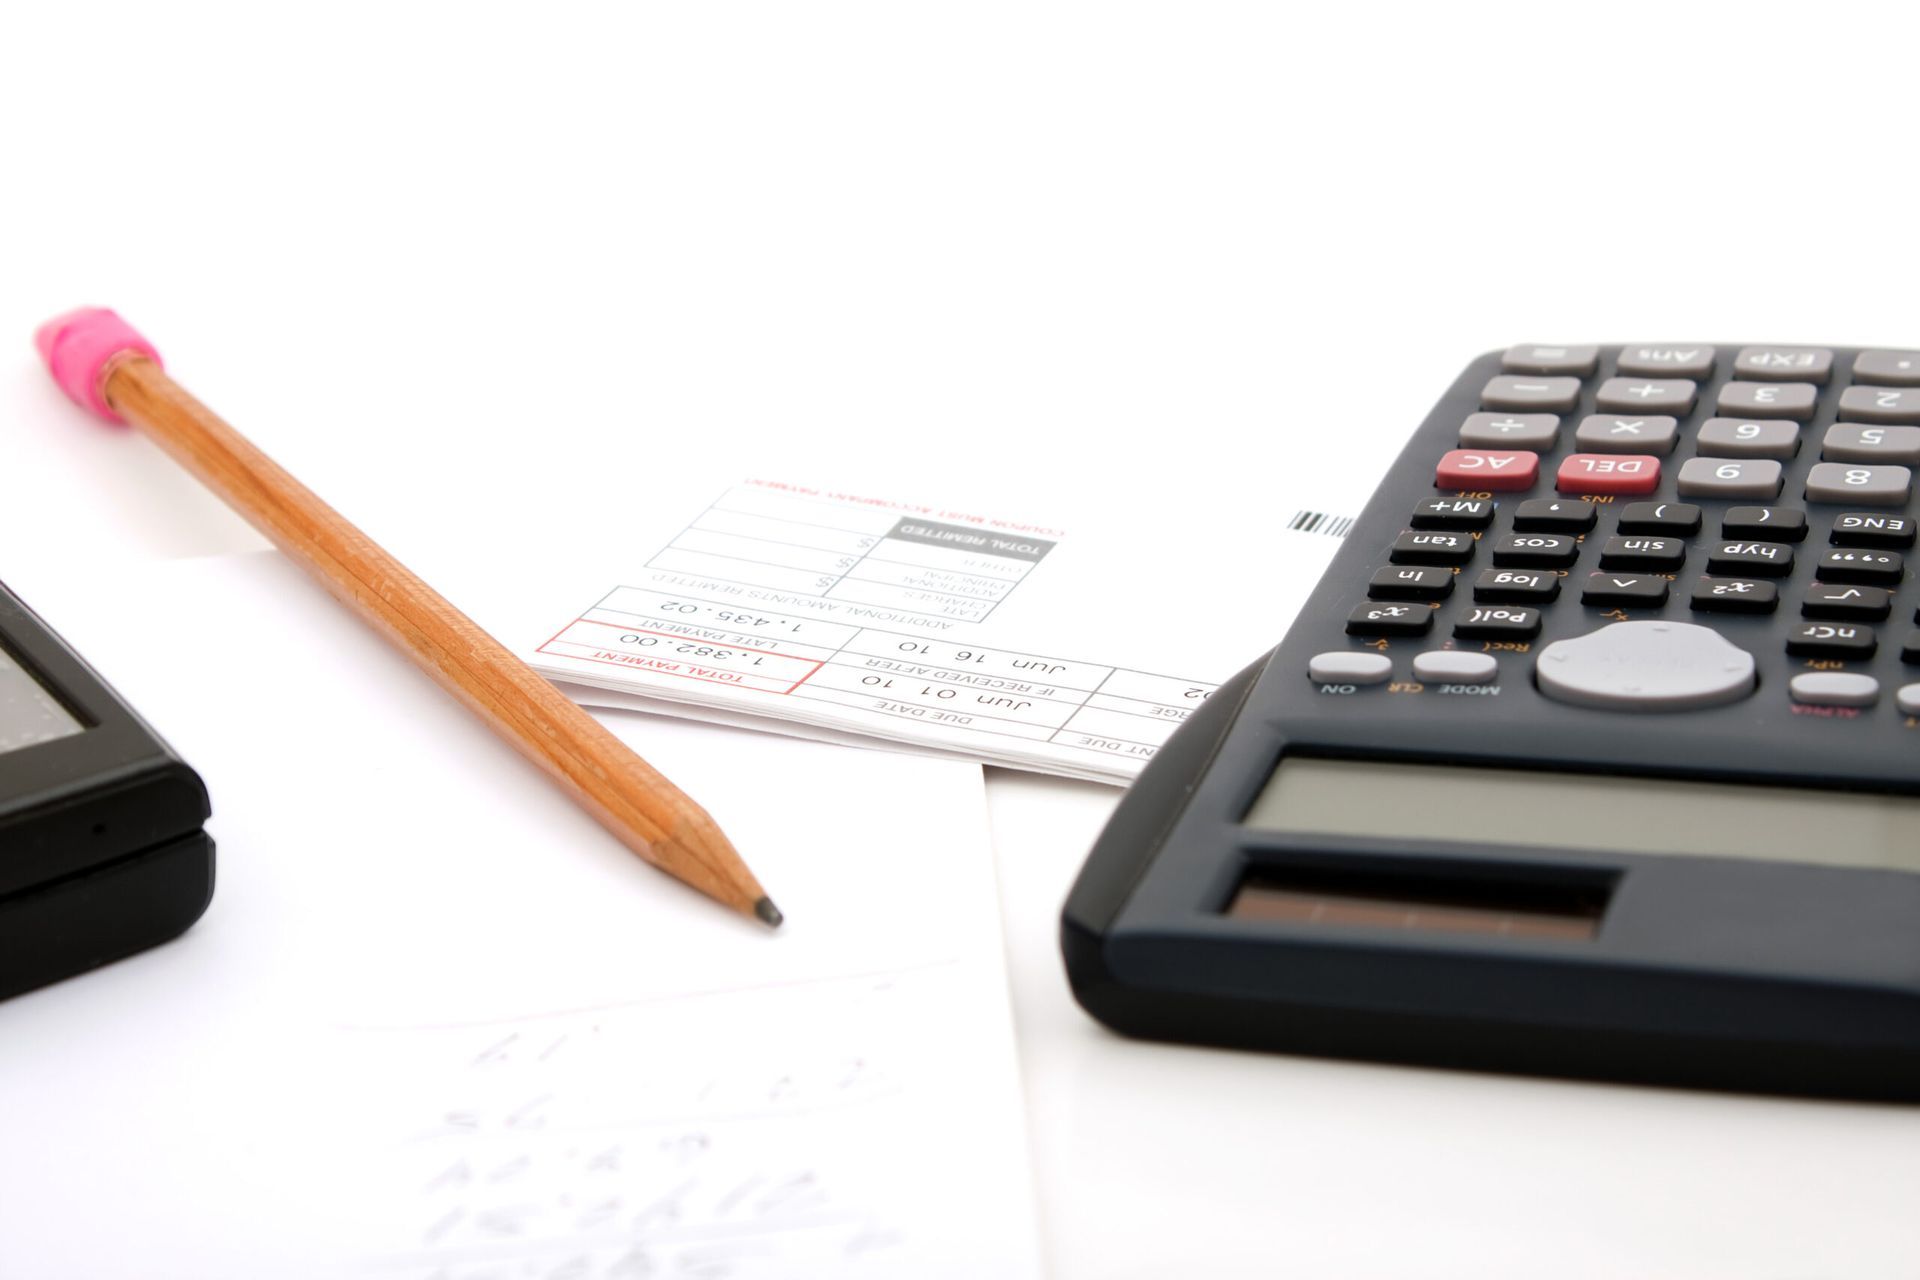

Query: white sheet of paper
[519,475,1357,784]
[0,552,1041,1280]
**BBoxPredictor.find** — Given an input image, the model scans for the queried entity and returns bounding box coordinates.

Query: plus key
[1556,453,1661,496]
[1435,449,1539,491]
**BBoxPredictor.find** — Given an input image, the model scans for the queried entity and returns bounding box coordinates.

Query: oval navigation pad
[1535,620,1757,711]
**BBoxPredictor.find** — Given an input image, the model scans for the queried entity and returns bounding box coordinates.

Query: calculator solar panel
[1063,345,1920,1100]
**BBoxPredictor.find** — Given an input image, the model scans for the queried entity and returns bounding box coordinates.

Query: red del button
[1434,450,1539,491]
[1556,453,1661,495]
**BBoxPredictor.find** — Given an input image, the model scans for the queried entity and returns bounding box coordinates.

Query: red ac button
[1434,449,1538,491]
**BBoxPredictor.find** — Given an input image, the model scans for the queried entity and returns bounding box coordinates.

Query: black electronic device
[1064,345,1920,1100]
[0,579,212,1000]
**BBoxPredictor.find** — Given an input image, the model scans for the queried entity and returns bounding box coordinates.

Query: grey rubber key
[1839,385,1920,424]
[1788,672,1880,707]
[1308,652,1392,685]
[1503,344,1598,376]
[1822,424,1920,464]
[1574,414,1679,455]
[1854,350,1920,387]
[1718,381,1818,419]
[1696,418,1800,459]
[1459,412,1559,450]
[1677,457,1783,499]
[1897,683,1920,716]
[1595,377,1696,414]
[1535,620,1757,712]
[1617,345,1714,378]
[1482,375,1581,411]
[1734,346,1833,383]
[1806,463,1912,505]
[1412,651,1498,684]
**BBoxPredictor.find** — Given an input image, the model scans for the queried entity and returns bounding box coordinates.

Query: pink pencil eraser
[34,308,163,423]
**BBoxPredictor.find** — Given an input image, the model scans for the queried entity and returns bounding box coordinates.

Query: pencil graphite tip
[754,896,784,929]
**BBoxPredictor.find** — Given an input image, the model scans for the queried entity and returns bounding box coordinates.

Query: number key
[1718,381,1818,419]
[1695,418,1800,459]
[1805,463,1912,505]
[1821,424,1920,464]
[1839,385,1920,424]
[1678,457,1783,500]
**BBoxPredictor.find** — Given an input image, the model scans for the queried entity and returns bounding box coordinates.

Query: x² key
[1556,453,1660,495]
[1435,449,1538,491]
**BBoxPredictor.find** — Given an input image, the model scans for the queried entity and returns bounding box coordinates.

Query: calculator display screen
[1246,757,1920,873]
[0,641,84,756]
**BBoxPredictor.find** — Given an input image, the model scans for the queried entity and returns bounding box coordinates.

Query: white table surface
[6,5,1920,1276]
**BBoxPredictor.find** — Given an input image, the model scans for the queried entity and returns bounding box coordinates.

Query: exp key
[1556,453,1661,496]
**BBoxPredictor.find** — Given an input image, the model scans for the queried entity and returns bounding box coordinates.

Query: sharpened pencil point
[754,897,784,928]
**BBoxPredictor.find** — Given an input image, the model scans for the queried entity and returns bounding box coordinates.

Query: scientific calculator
[1064,344,1920,1100]
[0,579,212,1001]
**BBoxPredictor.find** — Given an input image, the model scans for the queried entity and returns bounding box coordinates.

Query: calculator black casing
[0,581,213,1002]
[1064,346,1920,1101]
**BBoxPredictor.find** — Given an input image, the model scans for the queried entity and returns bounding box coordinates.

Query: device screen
[0,641,84,756]
[1244,756,1920,874]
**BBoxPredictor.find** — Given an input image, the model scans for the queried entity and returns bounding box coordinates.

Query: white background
[5,3,1920,1277]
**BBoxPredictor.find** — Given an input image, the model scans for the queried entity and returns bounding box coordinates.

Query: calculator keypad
[1696,418,1800,458]
[1557,454,1661,495]
[1617,345,1714,379]
[1853,350,1920,386]
[1338,344,1920,714]
[1722,506,1807,541]
[1838,386,1920,423]
[1805,464,1911,505]
[1435,449,1538,490]
[1575,415,1679,455]
[1596,378,1696,415]
[1482,376,1581,412]
[1512,499,1596,532]
[1821,424,1920,464]
[1677,457,1782,499]
[1718,381,1817,419]
[1459,413,1560,450]
[1735,347,1833,383]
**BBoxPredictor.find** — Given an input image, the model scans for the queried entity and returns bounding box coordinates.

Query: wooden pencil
[36,308,780,928]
